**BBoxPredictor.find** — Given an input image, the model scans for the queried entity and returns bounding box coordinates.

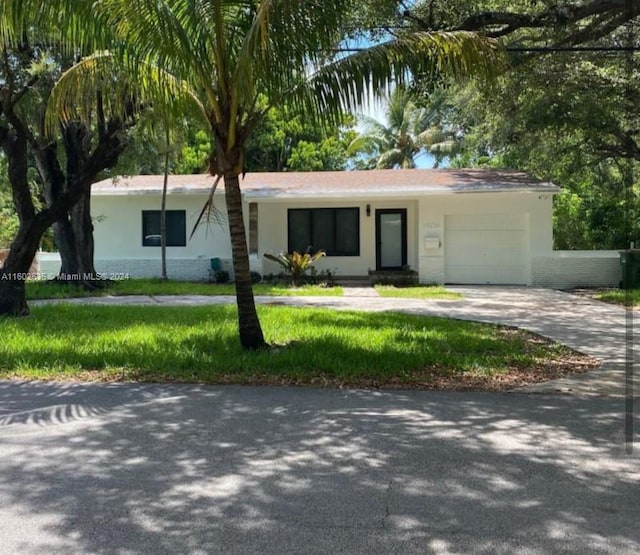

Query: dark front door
[375,209,407,270]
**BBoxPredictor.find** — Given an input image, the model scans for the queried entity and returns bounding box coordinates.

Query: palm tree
[351,85,458,169]
[51,0,503,349]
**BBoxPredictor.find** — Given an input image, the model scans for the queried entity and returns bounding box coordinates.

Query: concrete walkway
[34,287,637,397]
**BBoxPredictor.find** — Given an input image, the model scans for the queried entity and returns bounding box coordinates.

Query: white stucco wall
[36,252,60,278]
[87,187,623,288]
[257,199,418,278]
[532,251,621,288]
[91,191,234,280]
[417,192,553,285]
[89,189,556,284]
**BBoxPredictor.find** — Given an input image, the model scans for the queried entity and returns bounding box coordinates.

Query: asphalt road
[0,381,638,554]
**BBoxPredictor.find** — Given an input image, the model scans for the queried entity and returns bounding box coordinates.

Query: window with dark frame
[287,208,360,256]
[142,210,187,247]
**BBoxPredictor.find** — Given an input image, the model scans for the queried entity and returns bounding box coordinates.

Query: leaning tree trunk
[0,219,46,316]
[223,172,266,350]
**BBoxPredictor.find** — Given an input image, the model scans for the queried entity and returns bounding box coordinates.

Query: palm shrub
[264,250,326,286]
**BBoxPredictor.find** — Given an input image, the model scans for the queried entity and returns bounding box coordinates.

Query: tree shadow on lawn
[1,306,541,380]
[0,381,637,554]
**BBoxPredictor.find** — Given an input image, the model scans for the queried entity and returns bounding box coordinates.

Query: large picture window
[288,208,360,256]
[142,210,187,247]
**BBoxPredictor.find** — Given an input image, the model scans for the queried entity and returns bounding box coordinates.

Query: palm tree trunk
[223,172,266,350]
[160,143,170,280]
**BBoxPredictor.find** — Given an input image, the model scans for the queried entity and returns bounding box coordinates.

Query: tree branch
[8,74,39,112]
[405,0,640,44]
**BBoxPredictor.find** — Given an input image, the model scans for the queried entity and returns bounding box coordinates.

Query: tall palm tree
[351,85,457,169]
[51,0,503,349]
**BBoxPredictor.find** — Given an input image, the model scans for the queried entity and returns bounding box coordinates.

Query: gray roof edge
[92,184,559,198]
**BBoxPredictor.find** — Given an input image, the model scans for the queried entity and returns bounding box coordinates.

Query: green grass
[25,278,343,300]
[0,304,569,385]
[375,285,462,300]
[593,289,640,307]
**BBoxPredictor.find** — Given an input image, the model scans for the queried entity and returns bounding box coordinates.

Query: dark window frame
[142,210,187,247]
[287,207,360,256]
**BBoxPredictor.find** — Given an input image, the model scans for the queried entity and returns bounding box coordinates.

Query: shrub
[215,270,230,283]
[263,250,326,286]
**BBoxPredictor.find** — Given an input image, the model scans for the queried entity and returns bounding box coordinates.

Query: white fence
[35,250,621,289]
[35,253,264,282]
[532,251,621,289]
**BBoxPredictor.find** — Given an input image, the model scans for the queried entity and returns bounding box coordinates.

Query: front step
[368,270,419,286]
[335,276,371,287]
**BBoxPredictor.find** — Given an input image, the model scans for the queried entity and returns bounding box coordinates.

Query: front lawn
[0,305,596,390]
[25,278,343,300]
[593,289,640,307]
[375,285,462,300]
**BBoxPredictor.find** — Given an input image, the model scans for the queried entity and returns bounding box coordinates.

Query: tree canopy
[391,0,640,249]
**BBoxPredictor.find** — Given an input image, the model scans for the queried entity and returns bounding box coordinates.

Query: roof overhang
[91,169,560,198]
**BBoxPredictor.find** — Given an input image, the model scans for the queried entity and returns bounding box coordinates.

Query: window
[288,208,359,256]
[248,203,258,255]
[142,210,187,247]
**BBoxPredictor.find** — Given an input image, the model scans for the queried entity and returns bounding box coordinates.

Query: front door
[375,209,407,270]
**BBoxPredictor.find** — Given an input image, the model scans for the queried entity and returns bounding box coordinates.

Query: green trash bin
[620,250,640,290]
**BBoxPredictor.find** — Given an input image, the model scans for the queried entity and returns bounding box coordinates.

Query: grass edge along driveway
[25,279,343,300]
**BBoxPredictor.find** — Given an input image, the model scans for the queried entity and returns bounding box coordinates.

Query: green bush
[214,270,230,283]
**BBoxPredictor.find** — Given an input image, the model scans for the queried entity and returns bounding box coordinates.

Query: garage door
[444,214,528,285]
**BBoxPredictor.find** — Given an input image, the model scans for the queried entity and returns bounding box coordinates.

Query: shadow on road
[0,381,638,554]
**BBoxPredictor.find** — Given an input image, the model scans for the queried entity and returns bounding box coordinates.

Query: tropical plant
[264,250,327,286]
[49,0,503,349]
[351,85,458,169]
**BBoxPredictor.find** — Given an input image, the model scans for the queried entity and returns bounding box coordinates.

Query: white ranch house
[39,169,621,288]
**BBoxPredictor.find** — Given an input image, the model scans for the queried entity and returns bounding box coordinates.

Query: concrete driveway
[0,381,639,554]
[36,286,637,396]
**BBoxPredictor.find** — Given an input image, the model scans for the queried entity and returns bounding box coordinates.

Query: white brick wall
[418,256,445,285]
[95,258,214,281]
[36,252,59,278]
[37,251,622,289]
[532,251,621,288]
[35,253,264,282]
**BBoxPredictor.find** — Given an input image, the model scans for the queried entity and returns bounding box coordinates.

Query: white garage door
[444,214,528,285]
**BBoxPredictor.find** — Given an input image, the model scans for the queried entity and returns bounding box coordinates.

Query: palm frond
[45,51,205,137]
[301,31,505,127]
[376,149,405,169]
[189,174,223,240]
